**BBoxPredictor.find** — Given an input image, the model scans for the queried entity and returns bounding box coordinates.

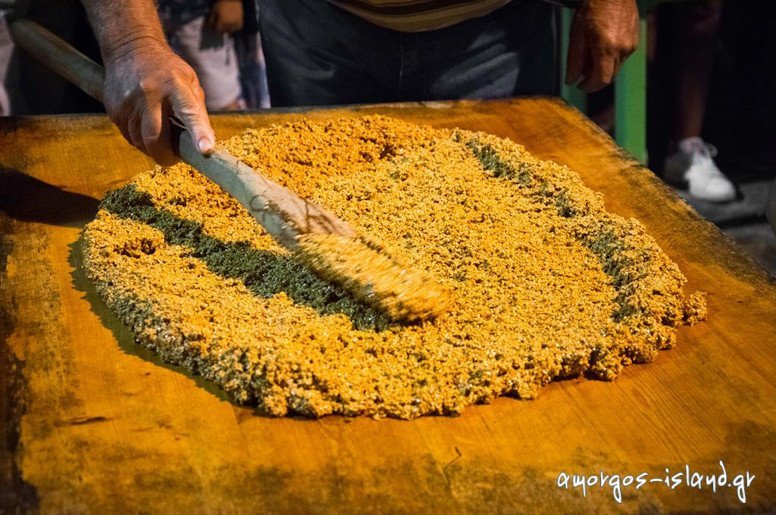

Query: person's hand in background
[566,0,640,92]
[208,0,244,34]
[82,0,216,165]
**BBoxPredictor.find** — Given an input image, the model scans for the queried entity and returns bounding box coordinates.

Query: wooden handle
[10,19,357,248]
[10,19,105,103]
[178,131,356,248]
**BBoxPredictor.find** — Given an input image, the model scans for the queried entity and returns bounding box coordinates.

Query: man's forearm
[80,0,167,62]
[79,0,215,164]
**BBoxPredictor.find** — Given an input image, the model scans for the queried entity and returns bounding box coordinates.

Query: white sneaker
[664,137,736,203]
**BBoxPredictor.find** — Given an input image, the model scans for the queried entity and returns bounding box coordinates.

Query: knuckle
[138,77,155,93]
[175,63,198,82]
[603,39,636,57]
[600,33,620,50]
[138,79,163,101]
[170,72,194,93]
[142,129,160,149]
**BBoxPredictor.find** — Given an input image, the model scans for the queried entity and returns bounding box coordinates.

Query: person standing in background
[157,0,245,111]
[259,0,640,107]
[233,0,270,109]
[661,0,735,203]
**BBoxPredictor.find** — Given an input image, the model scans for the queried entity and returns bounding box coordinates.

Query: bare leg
[663,0,735,202]
[669,0,722,142]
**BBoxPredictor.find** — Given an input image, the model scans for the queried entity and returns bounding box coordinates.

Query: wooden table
[2,98,775,513]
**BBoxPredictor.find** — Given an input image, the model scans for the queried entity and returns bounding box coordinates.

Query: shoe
[664,137,736,203]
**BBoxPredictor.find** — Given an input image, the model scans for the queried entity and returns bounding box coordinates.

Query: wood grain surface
[1,98,775,513]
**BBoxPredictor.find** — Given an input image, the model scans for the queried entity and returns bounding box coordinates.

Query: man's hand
[566,0,640,92]
[207,0,244,35]
[82,0,216,166]
[102,40,215,166]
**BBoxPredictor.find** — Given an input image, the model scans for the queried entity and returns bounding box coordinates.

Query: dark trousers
[259,0,557,107]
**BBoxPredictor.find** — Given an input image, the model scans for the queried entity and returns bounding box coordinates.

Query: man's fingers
[141,104,178,166]
[112,113,133,147]
[610,54,623,80]
[170,82,216,155]
[579,51,616,93]
[127,108,146,153]
[102,43,216,165]
[565,20,585,86]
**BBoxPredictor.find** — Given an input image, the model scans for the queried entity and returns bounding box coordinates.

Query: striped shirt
[331,0,579,32]
[330,0,513,32]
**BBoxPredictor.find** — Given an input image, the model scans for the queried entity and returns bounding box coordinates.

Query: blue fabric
[259,0,557,107]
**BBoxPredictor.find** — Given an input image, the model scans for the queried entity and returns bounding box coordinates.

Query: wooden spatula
[10,19,451,323]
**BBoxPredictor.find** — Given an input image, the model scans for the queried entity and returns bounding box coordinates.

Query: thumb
[171,83,216,155]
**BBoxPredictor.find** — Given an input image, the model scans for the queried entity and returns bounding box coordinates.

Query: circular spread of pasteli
[82,116,706,419]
